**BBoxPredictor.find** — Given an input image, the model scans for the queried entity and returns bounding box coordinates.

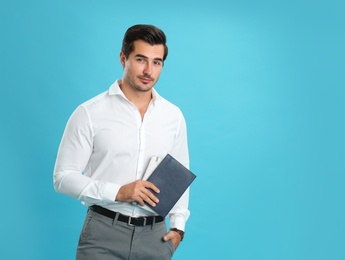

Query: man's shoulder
[80,90,109,110]
[157,95,183,116]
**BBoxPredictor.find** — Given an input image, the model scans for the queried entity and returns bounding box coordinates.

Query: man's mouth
[139,76,153,84]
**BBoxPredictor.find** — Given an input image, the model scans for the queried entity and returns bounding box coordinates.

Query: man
[53,24,190,260]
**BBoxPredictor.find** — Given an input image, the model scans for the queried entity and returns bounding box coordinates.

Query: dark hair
[121,24,168,61]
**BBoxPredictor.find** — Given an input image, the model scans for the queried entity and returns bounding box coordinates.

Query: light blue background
[1,0,344,259]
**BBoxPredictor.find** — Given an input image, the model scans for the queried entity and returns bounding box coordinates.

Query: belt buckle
[128,216,147,226]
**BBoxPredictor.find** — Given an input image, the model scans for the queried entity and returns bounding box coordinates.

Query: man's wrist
[170,228,185,241]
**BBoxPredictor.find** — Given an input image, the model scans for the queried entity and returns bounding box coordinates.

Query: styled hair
[121,24,168,61]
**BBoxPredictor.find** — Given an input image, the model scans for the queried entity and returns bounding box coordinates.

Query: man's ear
[120,52,126,67]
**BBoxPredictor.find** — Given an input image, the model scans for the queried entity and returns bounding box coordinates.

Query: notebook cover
[146,154,196,217]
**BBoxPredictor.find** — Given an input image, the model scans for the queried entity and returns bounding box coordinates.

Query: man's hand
[163,230,182,249]
[116,180,160,207]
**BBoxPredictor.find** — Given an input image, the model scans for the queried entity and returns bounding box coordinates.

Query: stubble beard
[129,75,157,93]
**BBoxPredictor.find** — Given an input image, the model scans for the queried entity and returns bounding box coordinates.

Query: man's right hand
[116,180,160,207]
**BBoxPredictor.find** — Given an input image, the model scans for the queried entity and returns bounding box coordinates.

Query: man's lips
[139,76,153,83]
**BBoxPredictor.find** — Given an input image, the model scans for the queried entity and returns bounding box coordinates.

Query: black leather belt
[90,205,164,226]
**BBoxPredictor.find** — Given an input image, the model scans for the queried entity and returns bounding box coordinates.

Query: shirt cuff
[169,214,188,231]
[102,182,121,203]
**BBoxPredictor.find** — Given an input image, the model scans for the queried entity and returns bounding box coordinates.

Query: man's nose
[143,62,152,75]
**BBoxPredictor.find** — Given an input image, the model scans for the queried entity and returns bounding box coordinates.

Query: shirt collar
[108,79,161,104]
[108,79,125,96]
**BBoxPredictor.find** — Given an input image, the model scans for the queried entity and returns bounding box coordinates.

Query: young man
[54,24,190,259]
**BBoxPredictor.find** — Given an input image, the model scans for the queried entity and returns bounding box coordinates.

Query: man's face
[120,40,165,93]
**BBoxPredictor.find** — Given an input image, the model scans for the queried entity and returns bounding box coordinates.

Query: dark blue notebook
[146,154,196,217]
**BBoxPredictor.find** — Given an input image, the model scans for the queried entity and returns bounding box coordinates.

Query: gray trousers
[76,209,175,260]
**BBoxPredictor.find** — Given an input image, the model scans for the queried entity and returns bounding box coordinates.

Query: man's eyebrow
[135,54,147,59]
[135,54,163,62]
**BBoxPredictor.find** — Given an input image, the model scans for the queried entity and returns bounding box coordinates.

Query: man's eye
[137,58,145,63]
[154,61,162,66]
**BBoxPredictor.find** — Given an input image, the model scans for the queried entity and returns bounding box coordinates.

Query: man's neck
[119,81,152,119]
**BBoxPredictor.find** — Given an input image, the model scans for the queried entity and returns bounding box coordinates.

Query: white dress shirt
[54,80,190,230]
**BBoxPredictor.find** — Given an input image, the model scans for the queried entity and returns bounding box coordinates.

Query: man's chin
[134,86,152,93]
[135,82,155,92]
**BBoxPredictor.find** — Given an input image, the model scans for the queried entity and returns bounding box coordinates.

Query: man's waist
[89,205,164,226]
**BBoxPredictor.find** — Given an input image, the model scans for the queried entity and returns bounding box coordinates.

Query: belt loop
[151,216,156,230]
[112,212,119,226]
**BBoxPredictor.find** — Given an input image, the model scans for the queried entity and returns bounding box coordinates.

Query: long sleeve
[53,106,119,205]
[168,112,191,231]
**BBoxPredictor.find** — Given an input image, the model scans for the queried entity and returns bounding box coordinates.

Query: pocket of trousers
[79,211,94,240]
[167,240,176,256]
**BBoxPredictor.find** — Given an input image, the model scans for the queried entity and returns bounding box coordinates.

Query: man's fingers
[143,181,160,194]
[139,187,159,206]
[116,180,160,206]
[140,181,160,206]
